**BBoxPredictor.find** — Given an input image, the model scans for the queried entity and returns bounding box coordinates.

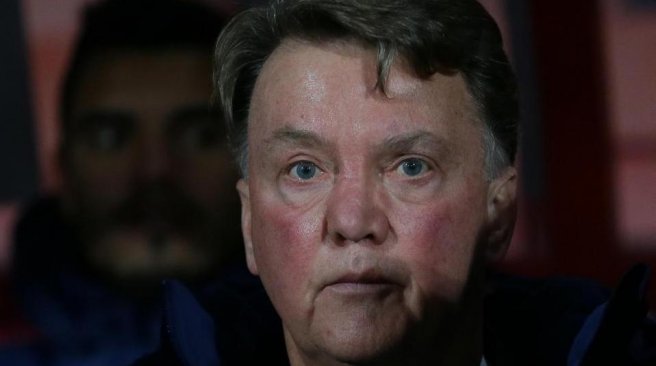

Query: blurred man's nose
[135,126,171,183]
[325,172,390,246]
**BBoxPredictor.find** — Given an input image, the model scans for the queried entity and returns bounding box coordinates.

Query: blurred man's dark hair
[60,0,225,140]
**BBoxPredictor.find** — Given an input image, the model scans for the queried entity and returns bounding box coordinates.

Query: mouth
[323,270,402,295]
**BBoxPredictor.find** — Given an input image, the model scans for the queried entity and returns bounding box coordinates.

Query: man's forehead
[71,48,212,112]
[258,39,426,100]
[250,39,477,135]
[78,48,211,84]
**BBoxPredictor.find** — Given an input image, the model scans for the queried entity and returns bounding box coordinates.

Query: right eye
[169,107,225,154]
[396,157,430,178]
[74,113,132,152]
[288,161,320,181]
[90,123,127,151]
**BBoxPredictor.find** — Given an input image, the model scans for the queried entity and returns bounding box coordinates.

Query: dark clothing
[1,197,267,366]
[136,276,286,366]
[485,264,656,365]
[139,265,656,366]
[0,197,162,365]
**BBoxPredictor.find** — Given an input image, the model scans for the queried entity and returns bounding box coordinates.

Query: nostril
[333,232,379,246]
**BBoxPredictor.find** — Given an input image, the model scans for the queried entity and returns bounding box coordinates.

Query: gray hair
[213,0,518,179]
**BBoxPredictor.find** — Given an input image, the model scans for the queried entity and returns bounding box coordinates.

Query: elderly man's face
[63,49,241,284]
[239,40,514,364]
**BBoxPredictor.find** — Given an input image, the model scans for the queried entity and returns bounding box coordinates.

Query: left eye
[289,161,320,180]
[178,124,221,151]
[396,158,428,177]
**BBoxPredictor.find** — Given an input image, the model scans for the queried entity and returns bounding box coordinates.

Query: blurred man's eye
[170,107,224,153]
[178,122,221,151]
[74,113,133,152]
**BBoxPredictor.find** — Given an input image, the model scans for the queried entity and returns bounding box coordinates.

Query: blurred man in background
[0,0,262,364]
[56,0,240,293]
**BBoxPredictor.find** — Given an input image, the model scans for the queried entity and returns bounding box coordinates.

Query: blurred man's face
[239,40,515,365]
[63,49,241,283]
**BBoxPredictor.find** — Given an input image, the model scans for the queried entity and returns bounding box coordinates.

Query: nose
[136,132,171,183]
[325,174,390,246]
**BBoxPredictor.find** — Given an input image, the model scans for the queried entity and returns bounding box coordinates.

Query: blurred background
[1,0,654,301]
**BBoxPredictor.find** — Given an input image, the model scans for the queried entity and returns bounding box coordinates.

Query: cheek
[250,195,324,314]
[68,152,133,210]
[179,153,238,209]
[394,193,486,302]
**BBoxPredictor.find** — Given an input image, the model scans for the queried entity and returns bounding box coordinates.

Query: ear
[237,179,259,275]
[485,166,518,262]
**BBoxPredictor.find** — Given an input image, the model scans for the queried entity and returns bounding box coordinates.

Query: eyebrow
[169,104,212,120]
[377,131,449,156]
[264,126,333,152]
[167,104,218,128]
[263,127,450,159]
[71,110,134,130]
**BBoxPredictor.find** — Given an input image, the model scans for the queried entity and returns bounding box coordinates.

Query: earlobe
[237,179,258,275]
[486,166,518,262]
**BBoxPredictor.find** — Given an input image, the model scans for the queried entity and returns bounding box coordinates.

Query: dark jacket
[138,265,656,366]
[485,264,656,365]
[0,197,162,366]
[1,197,270,366]
[136,275,286,366]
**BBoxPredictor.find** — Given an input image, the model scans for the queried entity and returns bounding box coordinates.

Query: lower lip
[325,282,398,295]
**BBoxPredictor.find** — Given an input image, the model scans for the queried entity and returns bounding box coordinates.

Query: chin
[324,342,397,365]
[318,339,413,366]
[300,295,459,366]
[310,315,415,365]
[90,230,213,281]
